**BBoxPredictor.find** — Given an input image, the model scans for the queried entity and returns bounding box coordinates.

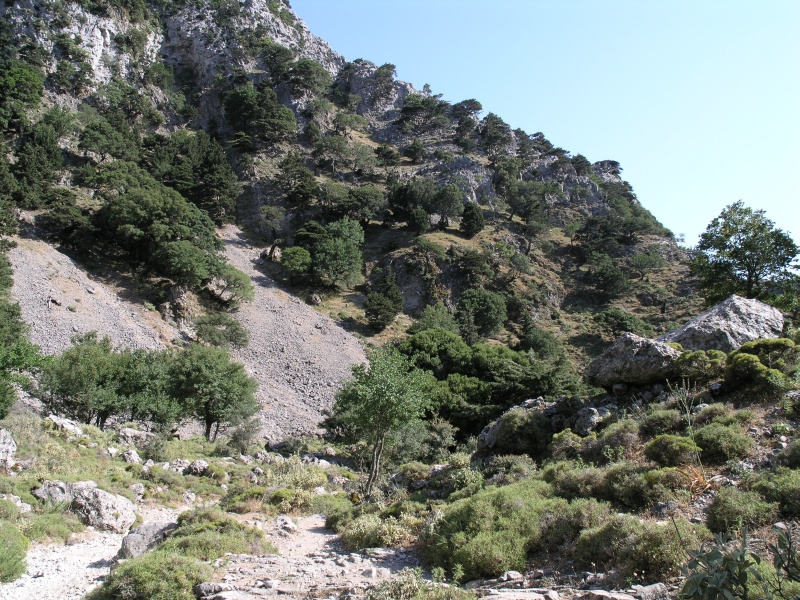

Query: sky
[290,0,799,247]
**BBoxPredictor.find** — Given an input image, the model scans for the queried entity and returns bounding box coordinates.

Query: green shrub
[23,511,85,542]
[268,488,313,514]
[0,521,28,582]
[480,454,538,485]
[587,419,641,464]
[420,478,575,580]
[676,350,727,382]
[160,507,274,559]
[576,514,707,582]
[480,407,553,460]
[544,461,606,501]
[339,513,420,551]
[87,551,211,600]
[644,434,701,467]
[752,469,800,517]
[640,408,684,437]
[549,430,586,461]
[777,440,800,468]
[694,403,733,425]
[706,487,778,533]
[219,484,265,513]
[724,339,796,396]
[693,424,753,464]
[365,568,477,600]
[0,498,20,520]
[602,462,682,510]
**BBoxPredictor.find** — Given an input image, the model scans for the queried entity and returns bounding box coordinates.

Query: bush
[87,551,211,600]
[602,462,684,510]
[23,511,85,542]
[420,478,570,580]
[0,521,28,582]
[777,440,800,468]
[268,488,313,514]
[480,407,553,460]
[752,469,800,517]
[640,408,684,437]
[576,514,707,582]
[339,513,419,551]
[0,498,20,520]
[693,424,753,464]
[365,568,477,600]
[706,487,778,533]
[159,507,274,559]
[644,434,701,467]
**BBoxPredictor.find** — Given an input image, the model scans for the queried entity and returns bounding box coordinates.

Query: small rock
[0,493,31,512]
[194,582,234,597]
[130,483,145,501]
[107,447,119,458]
[119,522,178,558]
[632,583,670,600]
[501,570,524,581]
[183,491,196,505]
[122,449,141,464]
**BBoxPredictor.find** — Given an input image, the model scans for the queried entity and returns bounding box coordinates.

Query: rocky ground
[0,504,184,600]
[200,514,423,598]
[8,233,173,356]
[220,225,366,441]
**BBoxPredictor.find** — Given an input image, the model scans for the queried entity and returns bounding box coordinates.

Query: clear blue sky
[291,0,799,247]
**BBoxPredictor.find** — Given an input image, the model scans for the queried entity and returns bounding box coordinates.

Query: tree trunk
[365,433,386,500]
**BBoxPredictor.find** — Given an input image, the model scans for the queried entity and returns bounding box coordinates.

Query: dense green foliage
[327,347,429,496]
[0,521,28,582]
[39,335,258,438]
[691,201,799,307]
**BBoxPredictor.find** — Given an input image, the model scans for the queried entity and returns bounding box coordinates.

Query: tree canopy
[690,201,799,307]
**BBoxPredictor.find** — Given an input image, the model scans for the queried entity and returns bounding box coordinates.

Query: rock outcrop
[586,333,682,388]
[71,488,137,533]
[33,480,98,505]
[0,428,16,473]
[658,295,783,352]
[118,521,178,558]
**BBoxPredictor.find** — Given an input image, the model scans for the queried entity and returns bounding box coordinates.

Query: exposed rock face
[0,429,16,473]
[118,522,177,558]
[33,480,97,504]
[658,295,784,352]
[47,414,86,436]
[118,427,156,448]
[586,333,682,388]
[71,488,136,533]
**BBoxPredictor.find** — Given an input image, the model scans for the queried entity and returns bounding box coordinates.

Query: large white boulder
[658,295,783,352]
[71,488,136,533]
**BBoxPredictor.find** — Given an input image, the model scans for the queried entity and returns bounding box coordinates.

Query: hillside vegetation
[0,1,799,599]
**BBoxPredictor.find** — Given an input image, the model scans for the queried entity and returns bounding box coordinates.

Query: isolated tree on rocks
[691,201,799,307]
[330,347,428,498]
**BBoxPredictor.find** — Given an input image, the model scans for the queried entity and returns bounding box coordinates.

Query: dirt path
[214,513,422,598]
[0,504,184,600]
[220,226,366,440]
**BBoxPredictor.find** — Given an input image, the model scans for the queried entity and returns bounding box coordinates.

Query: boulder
[118,521,177,558]
[586,333,682,388]
[71,488,136,533]
[185,459,209,476]
[0,428,16,473]
[47,414,85,437]
[121,449,141,464]
[0,493,32,513]
[33,480,97,504]
[118,427,156,448]
[658,295,783,352]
